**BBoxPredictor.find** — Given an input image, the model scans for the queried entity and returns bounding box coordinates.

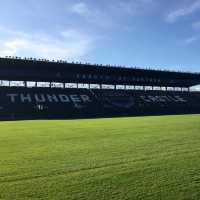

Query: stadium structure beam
[24,81,27,88]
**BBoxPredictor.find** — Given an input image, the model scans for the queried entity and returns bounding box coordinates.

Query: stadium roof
[0,57,200,87]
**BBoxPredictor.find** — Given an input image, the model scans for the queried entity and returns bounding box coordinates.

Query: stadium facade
[0,57,200,120]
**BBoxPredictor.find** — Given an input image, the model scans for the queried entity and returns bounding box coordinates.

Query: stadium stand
[92,89,200,116]
[0,57,200,120]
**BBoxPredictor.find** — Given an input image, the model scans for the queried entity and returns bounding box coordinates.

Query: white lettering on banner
[47,94,59,103]
[70,95,81,103]
[174,96,187,102]
[159,96,168,102]
[7,94,18,103]
[140,96,151,102]
[6,93,92,104]
[167,96,177,102]
[140,95,187,103]
[148,96,159,102]
[80,95,92,103]
[34,94,46,103]
[58,94,70,103]
[20,94,32,103]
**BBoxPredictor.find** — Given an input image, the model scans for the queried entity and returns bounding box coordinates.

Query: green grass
[0,115,200,200]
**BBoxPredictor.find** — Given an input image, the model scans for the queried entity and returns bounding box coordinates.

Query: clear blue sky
[0,0,200,72]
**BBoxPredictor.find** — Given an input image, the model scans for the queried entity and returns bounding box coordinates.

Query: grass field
[0,115,200,200]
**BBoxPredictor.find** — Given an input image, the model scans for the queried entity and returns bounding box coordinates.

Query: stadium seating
[0,87,200,120]
[91,89,200,116]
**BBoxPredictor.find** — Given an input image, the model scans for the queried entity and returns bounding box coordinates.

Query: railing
[0,80,193,92]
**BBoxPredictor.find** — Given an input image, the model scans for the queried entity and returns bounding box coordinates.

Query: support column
[24,81,27,88]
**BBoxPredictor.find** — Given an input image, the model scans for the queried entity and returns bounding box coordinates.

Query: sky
[0,0,200,73]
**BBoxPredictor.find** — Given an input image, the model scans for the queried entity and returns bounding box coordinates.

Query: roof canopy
[0,57,200,87]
